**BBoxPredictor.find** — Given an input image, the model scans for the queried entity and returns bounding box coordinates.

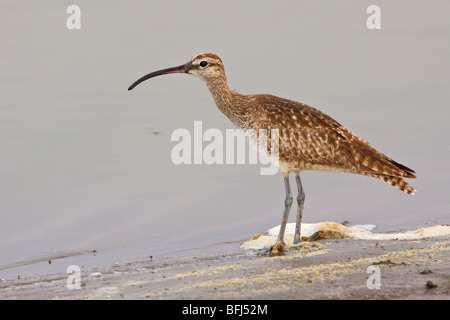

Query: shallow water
[1,1,449,279]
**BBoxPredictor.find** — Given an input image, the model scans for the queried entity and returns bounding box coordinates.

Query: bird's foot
[270,241,286,255]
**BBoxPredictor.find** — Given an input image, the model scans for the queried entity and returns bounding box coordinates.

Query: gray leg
[293,174,305,244]
[276,174,293,245]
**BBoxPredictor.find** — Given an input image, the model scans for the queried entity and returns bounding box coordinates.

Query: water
[1,1,449,279]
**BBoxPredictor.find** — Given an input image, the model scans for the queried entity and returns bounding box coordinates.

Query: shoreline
[1,234,449,300]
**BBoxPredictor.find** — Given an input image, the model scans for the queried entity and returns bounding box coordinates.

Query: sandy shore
[1,233,449,300]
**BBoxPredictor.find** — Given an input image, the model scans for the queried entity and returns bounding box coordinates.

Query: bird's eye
[200,61,208,68]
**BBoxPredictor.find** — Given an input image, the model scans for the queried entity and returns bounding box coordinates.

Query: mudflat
[1,234,448,300]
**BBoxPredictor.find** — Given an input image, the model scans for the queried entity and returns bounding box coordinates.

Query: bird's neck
[206,77,249,129]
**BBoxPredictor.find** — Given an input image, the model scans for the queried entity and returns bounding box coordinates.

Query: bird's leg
[276,174,293,245]
[293,174,305,244]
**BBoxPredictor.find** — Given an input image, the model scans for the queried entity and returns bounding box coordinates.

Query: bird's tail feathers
[365,173,416,195]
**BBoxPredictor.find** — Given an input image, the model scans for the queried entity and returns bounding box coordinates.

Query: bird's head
[187,53,225,82]
[128,53,225,91]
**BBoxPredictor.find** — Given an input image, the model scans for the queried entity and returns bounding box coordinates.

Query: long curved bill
[128,62,192,91]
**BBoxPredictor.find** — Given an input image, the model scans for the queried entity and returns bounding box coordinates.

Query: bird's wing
[248,95,416,178]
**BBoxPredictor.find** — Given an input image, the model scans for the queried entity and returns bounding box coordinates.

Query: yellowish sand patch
[241,222,450,250]
[89,286,120,299]
[151,241,449,298]
[153,264,244,282]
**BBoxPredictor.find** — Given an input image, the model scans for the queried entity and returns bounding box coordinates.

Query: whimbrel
[128,53,416,245]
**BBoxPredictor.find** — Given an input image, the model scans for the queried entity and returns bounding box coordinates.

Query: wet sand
[1,234,448,300]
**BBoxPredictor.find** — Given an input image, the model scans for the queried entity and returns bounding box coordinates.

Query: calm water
[1,1,449,278]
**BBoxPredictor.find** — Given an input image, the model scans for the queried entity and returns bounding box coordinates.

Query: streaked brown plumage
[246,94,416,194]
[128,52,417,245]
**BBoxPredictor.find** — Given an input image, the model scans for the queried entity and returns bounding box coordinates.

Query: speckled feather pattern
[191,53,417,194]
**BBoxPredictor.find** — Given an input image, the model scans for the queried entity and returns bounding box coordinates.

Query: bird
[128,53,417,246]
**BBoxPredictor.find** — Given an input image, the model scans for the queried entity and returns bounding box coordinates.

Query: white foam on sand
[240,222,450,250]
